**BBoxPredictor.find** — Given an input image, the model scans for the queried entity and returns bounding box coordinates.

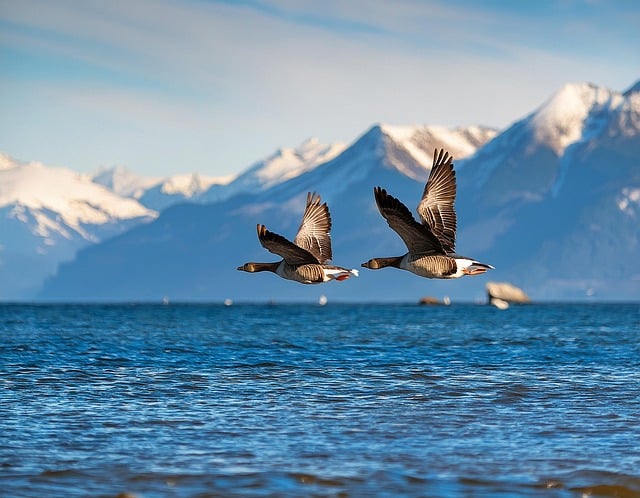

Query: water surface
[1,303,639,496]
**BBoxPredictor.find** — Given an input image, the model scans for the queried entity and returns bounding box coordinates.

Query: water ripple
[1,303,639,497]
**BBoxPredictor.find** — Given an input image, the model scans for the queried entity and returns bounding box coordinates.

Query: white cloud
[0,0,638,177]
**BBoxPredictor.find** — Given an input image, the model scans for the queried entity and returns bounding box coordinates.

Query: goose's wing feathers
[374,187,444,255]
[416,149,457,253]
[257,224,319,265]
[293,192,333,263]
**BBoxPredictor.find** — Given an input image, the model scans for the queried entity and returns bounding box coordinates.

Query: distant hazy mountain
[91,165,162,199]
[199,138,348,204]
[91,138,344,209]
[92,166,236,211]
[0,154,157,298]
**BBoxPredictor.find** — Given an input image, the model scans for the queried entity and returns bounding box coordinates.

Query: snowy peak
[257,123,498,206]
[381,125,498,158]
[295,137,343,163]
[462,81,639,205]
[203,137,348,205]
[380,123,497,159]
[364,123,497,180]
[92,165,161,199]
[93,165,235,201]
[530,82,623,154]
[237,137,347,190]
[135,171,238,211]
[0,155,156,228]
[0,153,159,299]
[159,172,235,197]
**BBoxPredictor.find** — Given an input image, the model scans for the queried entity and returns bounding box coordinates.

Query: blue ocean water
[1,303,640,497]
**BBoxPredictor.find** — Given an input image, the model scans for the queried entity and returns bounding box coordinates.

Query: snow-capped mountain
[92,165,162,199]
[200,138,348,204]
[90,139,347,210]
[380,123,498,179]
[0,154,157,298]
[456,81,640,299]
[136,172,236,211]
[458,82,630,206]
[92,166,236,211]
[264,124,498,202]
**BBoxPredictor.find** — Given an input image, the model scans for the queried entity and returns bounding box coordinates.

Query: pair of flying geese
[237,149,493,283]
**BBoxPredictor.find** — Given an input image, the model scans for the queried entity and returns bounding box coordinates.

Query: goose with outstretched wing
[362,149,493,279]
[238,192,358,284]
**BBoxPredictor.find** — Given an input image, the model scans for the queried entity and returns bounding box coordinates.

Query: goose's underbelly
[402,254,458,279]
[277,263,324,284]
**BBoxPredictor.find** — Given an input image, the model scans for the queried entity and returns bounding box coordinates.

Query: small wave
[39,469,79,477]
[289,472,346,487]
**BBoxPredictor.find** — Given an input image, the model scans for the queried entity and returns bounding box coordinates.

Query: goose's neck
[237,262,280,273]
[362,256,404,270]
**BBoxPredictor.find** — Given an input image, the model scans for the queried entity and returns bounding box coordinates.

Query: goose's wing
[293,192,333,264]
[257,224,319,265]
[374,187,444,255]
[416,149,457,253]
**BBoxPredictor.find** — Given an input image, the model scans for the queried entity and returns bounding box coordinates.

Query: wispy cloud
[1,0,638,176]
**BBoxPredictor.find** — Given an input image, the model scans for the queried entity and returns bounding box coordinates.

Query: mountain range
[2,80,638,302]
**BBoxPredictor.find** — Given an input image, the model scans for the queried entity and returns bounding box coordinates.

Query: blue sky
[1,0,639,177]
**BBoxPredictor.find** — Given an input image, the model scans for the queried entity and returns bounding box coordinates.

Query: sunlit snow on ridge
[532,83,623,155]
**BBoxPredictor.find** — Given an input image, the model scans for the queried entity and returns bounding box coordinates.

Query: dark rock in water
[486,282,531,308]
[418,296,441,305]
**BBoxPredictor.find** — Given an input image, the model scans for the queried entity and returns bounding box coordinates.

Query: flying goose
[362,149,493,279]
[237,192,359,284]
